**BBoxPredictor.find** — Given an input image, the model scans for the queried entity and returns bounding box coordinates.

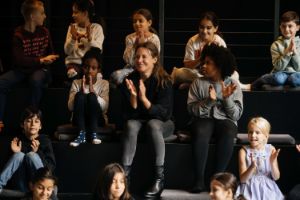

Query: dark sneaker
[70,131,86,147]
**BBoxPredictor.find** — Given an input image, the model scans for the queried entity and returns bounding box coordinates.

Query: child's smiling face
[248,123,268,149]
[22,115,42,138]
[280,20,300,39]
[31,178,55,200]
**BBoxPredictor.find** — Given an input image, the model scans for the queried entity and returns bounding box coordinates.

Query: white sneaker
[91,133,102,144]
[67,68,78,78]
[239,82,251,90]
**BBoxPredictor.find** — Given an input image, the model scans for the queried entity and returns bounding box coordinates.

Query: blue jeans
[252,72,300,89]
[0,152,44,192]
[0,69,49,120]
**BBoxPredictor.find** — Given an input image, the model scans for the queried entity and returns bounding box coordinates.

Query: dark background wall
[0,0,300,82]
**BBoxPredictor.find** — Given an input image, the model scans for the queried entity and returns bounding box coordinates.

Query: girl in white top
[68,47,109,147]
[64,0,104,80]
[171,11,247,89]
[110,8,161,85]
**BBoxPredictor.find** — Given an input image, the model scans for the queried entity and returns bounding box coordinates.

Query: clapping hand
[82,75,87,93]
[11,137,22,153]
[221,81,237,99]
[88,75,95,93]
[70,24,78,40]
[125,78,137,97]
[250,153,257,169]
[136,30,147,44]
[209,85,217,101]
[270,148,280,165]
[138,79,147,101]
[286,36,296,56]
[86,24,92,42]
[31,139,40,153]
[296,144,300,153]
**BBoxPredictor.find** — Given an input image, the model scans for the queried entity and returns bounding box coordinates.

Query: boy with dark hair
[0,106,55,195]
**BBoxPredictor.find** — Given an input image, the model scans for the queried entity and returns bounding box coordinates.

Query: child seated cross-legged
[236,117,284,200]
[0,107,56,196]
[68,47,109,147]
[251,11,300,90]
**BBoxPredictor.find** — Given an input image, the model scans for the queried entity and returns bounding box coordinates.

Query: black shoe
[144,166,164,199]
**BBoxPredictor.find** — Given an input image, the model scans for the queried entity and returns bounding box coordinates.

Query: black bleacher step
[57,193,93,200]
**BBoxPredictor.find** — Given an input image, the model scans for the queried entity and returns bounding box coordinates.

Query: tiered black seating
[0,87,299,200]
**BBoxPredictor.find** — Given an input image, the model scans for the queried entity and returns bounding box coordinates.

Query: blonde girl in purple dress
[236,117,284,200]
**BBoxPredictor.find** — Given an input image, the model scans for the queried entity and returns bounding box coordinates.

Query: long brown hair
[95,163,131,200]
[135,42,172,89]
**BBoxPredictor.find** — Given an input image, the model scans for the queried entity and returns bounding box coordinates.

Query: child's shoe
[70,131,86,147]
[67,68,78,78]
[91,132,101,144]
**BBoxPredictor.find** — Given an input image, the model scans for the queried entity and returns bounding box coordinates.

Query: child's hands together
[70,24,78,40]
[296,144,300,152]
[88,75,95,93]
[31,139,40,152]
[11,137,22,153]
[285,37,297,56]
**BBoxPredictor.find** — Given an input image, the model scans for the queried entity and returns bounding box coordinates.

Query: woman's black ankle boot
[144,166,164,199]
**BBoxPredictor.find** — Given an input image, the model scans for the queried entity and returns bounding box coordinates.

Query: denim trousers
[0,152,44,192]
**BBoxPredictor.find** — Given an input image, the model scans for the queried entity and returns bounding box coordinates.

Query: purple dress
[236,144,284,200]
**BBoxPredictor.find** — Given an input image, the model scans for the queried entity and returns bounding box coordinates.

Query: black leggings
[72,92,105,133]
[190,118,237,187]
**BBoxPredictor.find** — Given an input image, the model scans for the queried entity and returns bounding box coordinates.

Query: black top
[121,71,173,122]
[17,133,56,171]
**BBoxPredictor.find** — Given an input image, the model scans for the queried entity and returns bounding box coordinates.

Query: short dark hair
[200,44,236,80]
[31,167,57,185]
[20,106,42,124]
[82,47,102,70]
[281,11,299,25]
